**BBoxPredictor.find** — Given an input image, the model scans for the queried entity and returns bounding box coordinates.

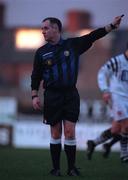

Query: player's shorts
[111,93,128,121]
[43,87,80,126]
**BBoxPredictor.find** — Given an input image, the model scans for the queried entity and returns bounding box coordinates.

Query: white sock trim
[50,137,61,144]
[64,139,76,146]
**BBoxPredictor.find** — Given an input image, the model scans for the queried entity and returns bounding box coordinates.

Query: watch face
[64,50,70,57]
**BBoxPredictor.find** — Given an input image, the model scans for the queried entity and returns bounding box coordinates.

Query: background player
[97,42,128,162]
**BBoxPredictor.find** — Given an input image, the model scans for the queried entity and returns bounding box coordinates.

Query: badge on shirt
[64,50,70,57]
[45,59,52,66]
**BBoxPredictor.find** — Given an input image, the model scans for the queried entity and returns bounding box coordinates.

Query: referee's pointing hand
[112,14,124,29]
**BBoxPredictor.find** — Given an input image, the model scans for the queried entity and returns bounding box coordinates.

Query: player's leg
[103,134,121,158]
[50,122,62,176]
[111,95,128,163]
[94,128,112,144]
[87,128,112,160]
[103,122,121,158]
[120,119,128,163]
[86,140,96,160]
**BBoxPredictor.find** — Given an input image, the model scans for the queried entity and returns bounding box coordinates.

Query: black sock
[102,128,112,139]
[64,144,76,170]
[94,128,112,145]
[50,143,61,170]
[107,134,121,147]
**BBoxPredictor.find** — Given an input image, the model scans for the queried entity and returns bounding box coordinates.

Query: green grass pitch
[0,148,128,180]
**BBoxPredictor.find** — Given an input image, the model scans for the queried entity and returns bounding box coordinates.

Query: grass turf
[0,148,128,180]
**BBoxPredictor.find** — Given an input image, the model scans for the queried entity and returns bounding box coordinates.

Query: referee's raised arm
[105,14,124,32]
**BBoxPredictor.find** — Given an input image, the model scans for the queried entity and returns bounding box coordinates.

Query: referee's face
[41,20,59,43]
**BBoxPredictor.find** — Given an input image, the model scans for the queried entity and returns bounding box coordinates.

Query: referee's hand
[112,14,124,29]
[32,96,41,110]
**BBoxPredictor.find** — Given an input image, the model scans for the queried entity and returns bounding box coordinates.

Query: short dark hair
[42,17,62,32]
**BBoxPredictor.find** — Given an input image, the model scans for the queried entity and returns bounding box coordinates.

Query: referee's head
[42,17,62,32]
[41,17,62,43]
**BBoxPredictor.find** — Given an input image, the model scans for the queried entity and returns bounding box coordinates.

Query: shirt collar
[47,38,64,47]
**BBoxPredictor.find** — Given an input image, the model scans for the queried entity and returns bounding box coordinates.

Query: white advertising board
[13,121,120,151]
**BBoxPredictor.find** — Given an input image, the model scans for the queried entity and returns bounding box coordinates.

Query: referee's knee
[51,132,61,139]
[64,129,75,139]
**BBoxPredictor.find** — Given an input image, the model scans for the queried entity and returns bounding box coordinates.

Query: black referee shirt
[31,27,108,90]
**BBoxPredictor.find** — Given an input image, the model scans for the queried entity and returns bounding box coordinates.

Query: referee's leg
[64,120,80,176]
[50,122,62,176]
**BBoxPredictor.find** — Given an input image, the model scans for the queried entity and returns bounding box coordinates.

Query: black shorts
[43,87,80,126]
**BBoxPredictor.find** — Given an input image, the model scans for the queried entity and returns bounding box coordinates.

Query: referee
[31,15,123,176]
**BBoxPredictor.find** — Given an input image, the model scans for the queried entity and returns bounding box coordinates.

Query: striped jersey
[31,27,108,90]
[98,53,128,97]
